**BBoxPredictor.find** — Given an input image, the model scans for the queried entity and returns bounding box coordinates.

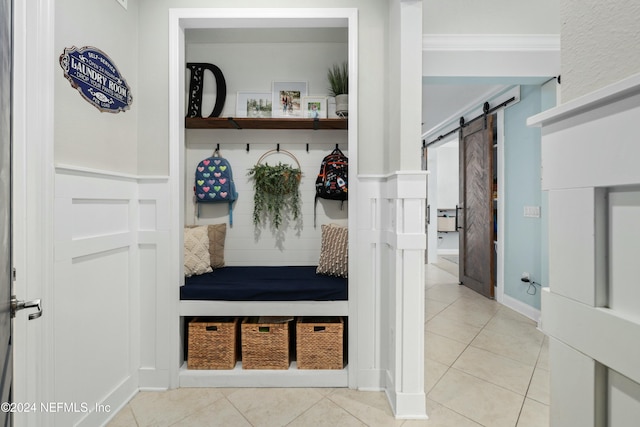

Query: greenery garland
[247,162,302,229]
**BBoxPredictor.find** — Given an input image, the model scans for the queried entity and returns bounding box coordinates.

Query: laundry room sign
[59,46,132,113]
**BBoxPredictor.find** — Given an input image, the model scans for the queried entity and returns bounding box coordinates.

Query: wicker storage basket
[241,317,291,369]
[188,317,238,370]
[296,317,344,369]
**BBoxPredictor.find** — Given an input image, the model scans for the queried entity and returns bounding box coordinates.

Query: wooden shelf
[185,117,348,130]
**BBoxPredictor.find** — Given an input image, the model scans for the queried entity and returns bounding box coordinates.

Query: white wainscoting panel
[53,167,170,426]
[529,73,640,426]
[138,179,172,389]
[354,177,385,390]
[372,171,428,419]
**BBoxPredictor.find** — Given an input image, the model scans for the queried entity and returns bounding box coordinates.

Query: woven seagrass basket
[187,317,238,370]
[296,317,344,370]
[241,317,291,370]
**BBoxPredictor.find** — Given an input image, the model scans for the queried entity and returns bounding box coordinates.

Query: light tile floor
[107,259,549,427]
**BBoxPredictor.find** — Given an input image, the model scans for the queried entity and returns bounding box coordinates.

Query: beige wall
[423,0,559,35]
[137,0,389,176]
[55,0,139,174]
[560,0,640,102]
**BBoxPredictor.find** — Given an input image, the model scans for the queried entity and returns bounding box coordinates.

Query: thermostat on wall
[115,0,127,10]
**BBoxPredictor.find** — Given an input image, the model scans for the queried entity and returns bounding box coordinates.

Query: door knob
[10,295,42,320]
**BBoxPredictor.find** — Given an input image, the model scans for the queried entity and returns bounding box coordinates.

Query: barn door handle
[10,296,42,320]
[455,205,463,230]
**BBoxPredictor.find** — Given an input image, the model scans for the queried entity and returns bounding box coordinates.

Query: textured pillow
[316,224,348,278]
[207,223,226,268]
[184,226,213,277]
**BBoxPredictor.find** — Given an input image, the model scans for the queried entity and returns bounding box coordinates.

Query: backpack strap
[314,194,318,228]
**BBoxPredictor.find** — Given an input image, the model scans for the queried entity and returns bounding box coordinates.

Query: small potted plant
[327,61,348,117]
[248,161,302,229]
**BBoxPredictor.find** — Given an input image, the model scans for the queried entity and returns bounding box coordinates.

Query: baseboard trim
[502,293,541,324]
[436,249,459,255]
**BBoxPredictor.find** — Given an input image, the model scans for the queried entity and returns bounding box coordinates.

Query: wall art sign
[59,46,132,113]
[186,63,227,118]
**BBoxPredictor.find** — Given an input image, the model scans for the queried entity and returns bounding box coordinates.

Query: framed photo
[236,92,272,118]
[272,81,308,118]
[301,96,328,119]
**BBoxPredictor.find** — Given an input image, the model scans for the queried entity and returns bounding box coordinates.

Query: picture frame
[272,81,308,118]
[236,92,273,118]
[301,96,328,119]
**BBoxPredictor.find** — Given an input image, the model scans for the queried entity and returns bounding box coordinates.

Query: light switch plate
[524,206,541,218]
[115,0,127,10]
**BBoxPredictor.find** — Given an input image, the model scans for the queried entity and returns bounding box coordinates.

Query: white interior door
[0,0,13,424]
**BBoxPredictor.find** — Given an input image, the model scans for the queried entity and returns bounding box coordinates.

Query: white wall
[433,143,459,255]
[435,144,458,208]
[560,0,640,102]
[423,0,560,35]
[54,0,139,174]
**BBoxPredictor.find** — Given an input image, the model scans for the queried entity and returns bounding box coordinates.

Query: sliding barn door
[458,115,495,298]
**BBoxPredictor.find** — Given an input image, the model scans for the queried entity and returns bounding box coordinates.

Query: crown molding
[423,34,560,52]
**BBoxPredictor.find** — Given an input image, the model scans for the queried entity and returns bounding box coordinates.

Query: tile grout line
[223,394,259,427]
[282,392,328,427]
[323,392,382,427]
[428,292,535,427]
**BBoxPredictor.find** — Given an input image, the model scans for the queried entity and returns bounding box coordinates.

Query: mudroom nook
[166,9,428,418]
[172,10,354,388]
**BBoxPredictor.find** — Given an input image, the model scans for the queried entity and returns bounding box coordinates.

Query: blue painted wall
[503,85,549,309]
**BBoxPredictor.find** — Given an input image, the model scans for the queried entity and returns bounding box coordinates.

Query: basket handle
[256,149,301,170]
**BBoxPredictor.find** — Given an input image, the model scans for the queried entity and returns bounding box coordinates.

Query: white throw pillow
[184,226,213,277]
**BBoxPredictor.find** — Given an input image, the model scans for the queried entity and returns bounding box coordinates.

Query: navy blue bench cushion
[180,266,347,301]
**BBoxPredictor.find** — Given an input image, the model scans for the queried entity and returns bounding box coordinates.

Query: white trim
[436,249,459,256]
[55,164,169,182]
[502,293,541,324]
[495,109,505,305]
[179,363,348,388]
[422,34,560,79]
[423,34,560,52]
[528,71,640,128]
[12,0,55,425]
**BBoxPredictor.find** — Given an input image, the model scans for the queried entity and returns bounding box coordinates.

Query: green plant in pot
[248,161,302,229]
[327,61,348,117]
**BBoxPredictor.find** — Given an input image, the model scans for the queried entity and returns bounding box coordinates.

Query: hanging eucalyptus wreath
[248,152,302,229]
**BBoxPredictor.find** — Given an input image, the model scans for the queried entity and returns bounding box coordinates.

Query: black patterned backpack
[314,147,348,226]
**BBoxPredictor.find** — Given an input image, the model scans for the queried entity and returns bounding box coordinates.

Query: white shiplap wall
[185,131,348,266]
